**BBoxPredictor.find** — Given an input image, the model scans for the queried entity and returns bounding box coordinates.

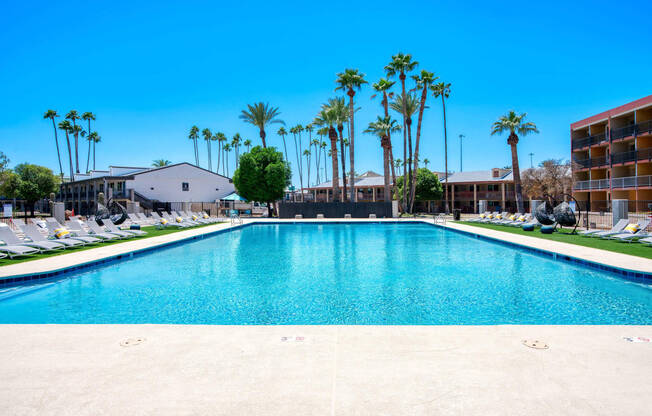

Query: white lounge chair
[0,235,39,258]
[44,218,102,244]
[592,220,634,238]
[105,219,147,236]
[468,212,490,222]
[150,212,183,228]
[605,220,651,242]
[638,237,652,247]
[66,220,119,241]
[0,226,65,253]
[87,221,133,239]
[21,223,87,248]
[163,212,193,228]
[580,219,628,237]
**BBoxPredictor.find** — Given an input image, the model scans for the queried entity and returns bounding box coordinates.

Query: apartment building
[571,95,652,212]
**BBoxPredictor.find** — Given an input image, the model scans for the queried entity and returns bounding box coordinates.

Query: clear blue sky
[1,0,651,186]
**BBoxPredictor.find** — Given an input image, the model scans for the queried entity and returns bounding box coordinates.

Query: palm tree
[303,149,312,188]
[244,139,252,152]
[335,68,367,203]
[72,124,84,172]
[385,53,418,210]
[58,120,74,180]
[66,110,81,173]
[232,133,242,169]
[210,133,218,171]
[215,132,227,174]
[202,128,212,171]
[320,141,328,181]
[364,116,401,202]
[431,82,451,213]
[90,132,101,170]
[491,111,539,213]
[239,102,284,148]
[390,92,420,212]
[277,127,289,162]
[289,125,305,199]
[223,143,232,176]
[314,108,340,201]
[310,138,320,184]
[82,112,96,172]
[43,110,63,180]
[325,97,350,200]
[409,70,438,212]
[423,158,430,169]
[152,159,171,167]
[371,78,397,187]
[189,126,199,166]
[394,158,403,176]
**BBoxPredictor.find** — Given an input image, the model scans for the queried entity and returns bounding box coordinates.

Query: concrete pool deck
[0,324,650,415]
[1,217,650,280]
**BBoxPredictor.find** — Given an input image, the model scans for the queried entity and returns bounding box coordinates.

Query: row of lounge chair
[578,218,652,244]
[468,211,541,228]
[0,210,219,259]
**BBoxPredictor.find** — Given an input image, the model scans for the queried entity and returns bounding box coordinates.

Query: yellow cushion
[487,214,493,219]
[509,215,515,221]
[176,216,183,223]
[518,215,526,222]
[54,227,70,239]
[495,214,502,219]
[624,224,639,234]
[480,214,486,218]
[203,213,209,219]
[192,215,198,221]
[160,218,168,225]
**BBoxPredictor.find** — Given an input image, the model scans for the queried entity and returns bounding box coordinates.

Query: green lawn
[457,221,652,259]
[0,223,221,266]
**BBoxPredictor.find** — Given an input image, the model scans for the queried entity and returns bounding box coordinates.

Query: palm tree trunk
[347,91,356,204]
[292,133,303,201]
[400,73,407,212]
[509,134,524,213]
[86,120,92,172]
[329,129,340,202]
[260,130,267,148]
[324,146,329,181]
[281,137,289,163]
[382,93,397,193]
[382,137,390,202]
[410,86,429,213]
[207,140,212,171]
[74,131,80,173]
[338,126,347,201]
[406,119,414,212]
[51,119,64,180]
[442,95,449,213]
[65,131,74,180]
[93,139,96,170]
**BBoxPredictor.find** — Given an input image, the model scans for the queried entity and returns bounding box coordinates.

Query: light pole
[458,134,465,172]
[529,152,534,169]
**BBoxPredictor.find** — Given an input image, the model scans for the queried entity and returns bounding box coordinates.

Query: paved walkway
[0,324,650,415]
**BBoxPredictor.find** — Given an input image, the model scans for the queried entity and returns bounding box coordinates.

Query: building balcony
[573,179,610,191]
[572,156,609,169]
[611,175,652,189]
[611,147,652,165]
[571,133,607,150]
[611,120,652,140]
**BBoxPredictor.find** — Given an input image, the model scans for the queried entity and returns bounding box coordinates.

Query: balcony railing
[573,156,609,168]
[637,147,652,162]
[454,191,503,200]
[571,133,607,150]
[610,150,637,164]
[611,120,652,141]
[573,179,610,190]
[611,175,652,189]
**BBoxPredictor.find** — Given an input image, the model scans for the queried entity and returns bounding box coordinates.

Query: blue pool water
[0,223,650,325]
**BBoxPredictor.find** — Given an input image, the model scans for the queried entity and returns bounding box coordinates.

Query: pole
[458,134,465,172]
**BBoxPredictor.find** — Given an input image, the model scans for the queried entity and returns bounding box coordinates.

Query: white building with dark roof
[58,163,235,214]
[304,171,392,202]
[438,168,515,213]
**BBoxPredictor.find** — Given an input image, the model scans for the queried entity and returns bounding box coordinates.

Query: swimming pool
[0,223,650,324]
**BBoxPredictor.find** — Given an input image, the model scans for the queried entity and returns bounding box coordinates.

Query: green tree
[239,102,285,148]
[58,120,74,180]
[0,164,58,217]
[232,133,242,169]
[364,116,401,202]
[491,110,539,213]
[152,159,172,167]
[82,112,96,172]
[244,139,252,152]
[202,128,213,171]
[43,110,63,180]
[371,78,397,186]
[277,127,289,163]
[189,126,199,166]
[90,132,101,170]
[215,132,227,174]
[394,168,442,206]
[335,68,367,203]
[423,158,430,169]
[223,143,232,176]
[233,146,291,216]
[390,92,419,212]
[66,110,81,173]
[326,97,349,200]
[431,81,451,213]
[313,107,340,201]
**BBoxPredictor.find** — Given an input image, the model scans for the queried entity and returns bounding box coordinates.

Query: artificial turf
[457,221,652,259]
[0,223,221,266]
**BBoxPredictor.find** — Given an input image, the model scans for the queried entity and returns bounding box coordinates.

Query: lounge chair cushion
[509,215,515,221]
[480,214,486,218]
[160,218,168,225]
[518,215,526,221]
[54,227,71,239]
[176,217,183,223]
[624,224,639,234]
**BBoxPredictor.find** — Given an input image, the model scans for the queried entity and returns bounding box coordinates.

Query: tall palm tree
[58,120,74,180]
[303,149,311,188]
[215,132,227,174]
[311,138,320,184]
[371,78,397,187]
[202,128,212,171]
[314,108,340,201]
[326,97,350,200]
[277,127,289,162]
[385,53,418,210]
[239,102,284,148]
[244,139,252,152]
[66,110,81,173]
[364,116,401,202]
[335,68,367,203]
[210,133,218,171]
[491,111,539,213]
[423,158,430,169]
[223,143,232,176]
[90,132,101,170]
[152,159,171,167]
[82,112,95,172]
[43,110,63,180]
[431,82,451,213]
[320,141,328,181]
[232,133,242,169]
[394,159,403,176]
[390,92,419,212]
[189,126,199,166]
[289,125,305,199]
[409,70,438,212]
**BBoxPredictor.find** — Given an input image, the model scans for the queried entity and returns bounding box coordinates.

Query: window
[182,182,189,191]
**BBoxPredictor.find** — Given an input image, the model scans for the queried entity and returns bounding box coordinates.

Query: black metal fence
[278,202,393,218]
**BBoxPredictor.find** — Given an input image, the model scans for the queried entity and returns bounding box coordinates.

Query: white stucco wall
[127,164,235,202]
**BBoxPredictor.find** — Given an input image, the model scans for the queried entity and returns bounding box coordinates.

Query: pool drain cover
[522,340,548,350]
[120,337,146,347]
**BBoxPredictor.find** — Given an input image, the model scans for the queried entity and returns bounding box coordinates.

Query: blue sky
[1,0,651,186]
